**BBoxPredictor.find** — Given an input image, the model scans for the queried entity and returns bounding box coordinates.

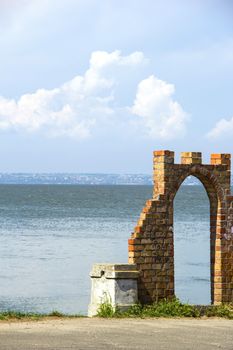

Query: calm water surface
[0,184,211,314]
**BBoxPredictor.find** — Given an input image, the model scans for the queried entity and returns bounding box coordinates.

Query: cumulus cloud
[131,75,188,139]
[0,50,146,139]
[0,50,188,140]
[207,117,233,139]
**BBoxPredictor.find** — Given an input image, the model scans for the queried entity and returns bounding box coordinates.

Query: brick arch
[170,167,224,204]
[128,150,233,305]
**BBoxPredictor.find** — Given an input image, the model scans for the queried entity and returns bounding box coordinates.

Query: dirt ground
[0,317,232,349]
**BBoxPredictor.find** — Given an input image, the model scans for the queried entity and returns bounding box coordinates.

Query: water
[0,184,210,314]
[174,185,210,305]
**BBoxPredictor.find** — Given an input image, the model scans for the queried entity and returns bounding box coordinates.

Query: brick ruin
[128,150,233,304]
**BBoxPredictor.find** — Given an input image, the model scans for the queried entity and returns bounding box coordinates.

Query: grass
[97,298,233,319]
[1,299,233,320]
[0,310,84,321]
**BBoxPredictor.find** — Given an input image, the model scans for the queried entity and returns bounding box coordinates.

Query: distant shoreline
[0,174,208,186]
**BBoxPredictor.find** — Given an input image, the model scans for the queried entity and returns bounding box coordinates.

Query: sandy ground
[0,317,232,349]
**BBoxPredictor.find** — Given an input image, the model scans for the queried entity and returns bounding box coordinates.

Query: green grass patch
[97,298,233,319]
[0,310,85,321]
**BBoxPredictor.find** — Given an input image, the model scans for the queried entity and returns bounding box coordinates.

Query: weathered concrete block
[88,263,139,317]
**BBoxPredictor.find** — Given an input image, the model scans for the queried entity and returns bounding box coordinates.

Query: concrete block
[88,263,139,317]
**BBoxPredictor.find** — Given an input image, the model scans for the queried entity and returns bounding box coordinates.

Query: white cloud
[0,50,188,140]
[131,75,188,139]
[0,50,146,139]
[207,117,233,139]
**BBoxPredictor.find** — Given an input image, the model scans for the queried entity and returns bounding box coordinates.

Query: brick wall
[128,150,233,304]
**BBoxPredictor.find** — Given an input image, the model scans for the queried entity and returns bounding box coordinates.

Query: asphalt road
[0,318,232,350]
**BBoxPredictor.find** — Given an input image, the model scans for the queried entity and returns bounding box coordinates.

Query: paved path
[0,318,232,349]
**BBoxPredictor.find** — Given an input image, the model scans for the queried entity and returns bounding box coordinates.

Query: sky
[0,0,232,173]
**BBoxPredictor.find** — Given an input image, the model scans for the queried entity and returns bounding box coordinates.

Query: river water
[0,184,210,314]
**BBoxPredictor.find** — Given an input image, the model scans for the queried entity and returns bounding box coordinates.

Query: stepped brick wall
[128,150,233,304]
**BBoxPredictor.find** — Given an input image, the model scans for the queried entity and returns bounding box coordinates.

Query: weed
[96,298,233,319]
[97,302,116,318]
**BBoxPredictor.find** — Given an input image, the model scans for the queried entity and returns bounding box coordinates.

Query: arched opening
[174,176,211,304]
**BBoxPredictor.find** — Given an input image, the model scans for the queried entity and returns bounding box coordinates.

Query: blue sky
[0,0,232,172]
